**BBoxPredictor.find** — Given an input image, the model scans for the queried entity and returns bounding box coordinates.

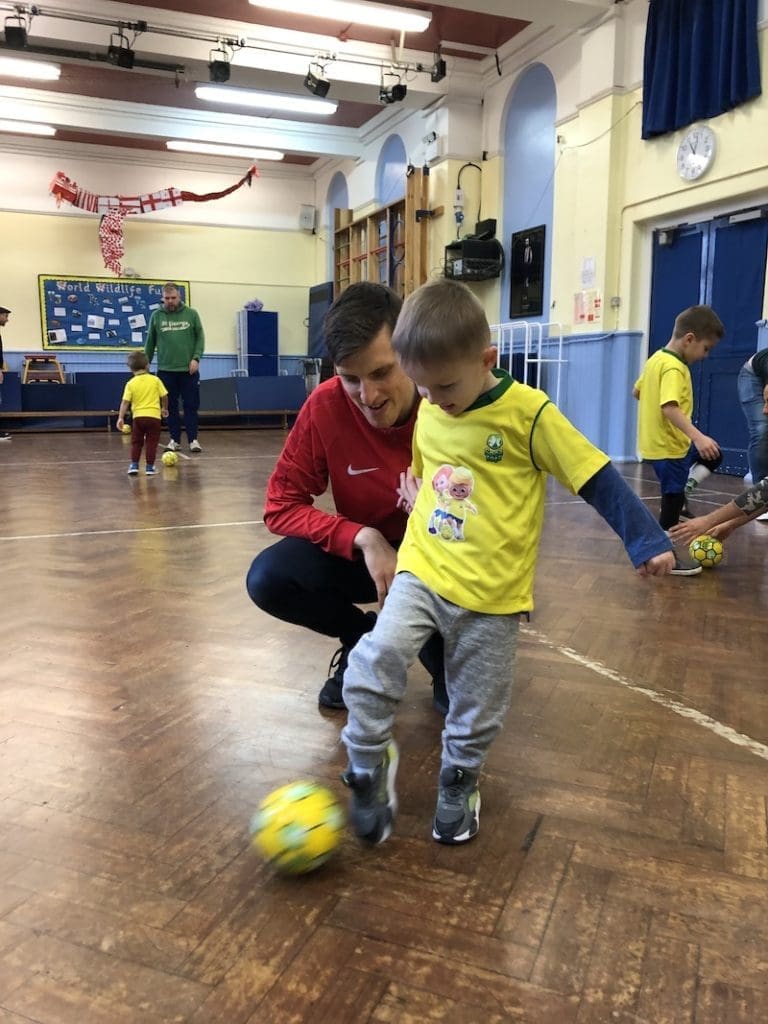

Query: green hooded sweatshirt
[145,303,205,372]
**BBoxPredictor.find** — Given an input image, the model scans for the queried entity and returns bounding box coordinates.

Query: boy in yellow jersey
[340,279,675,847]
[117,350,169,476]
[633,305,724,575]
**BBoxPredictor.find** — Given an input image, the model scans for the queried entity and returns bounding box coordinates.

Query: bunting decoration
[50,166,258,275]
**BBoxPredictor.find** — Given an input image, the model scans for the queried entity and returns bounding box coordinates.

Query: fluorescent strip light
[167,141,285,161]
[0,119,56,136]
[0,57,61,81]
[196,84,337,116]
[249,0,431,33]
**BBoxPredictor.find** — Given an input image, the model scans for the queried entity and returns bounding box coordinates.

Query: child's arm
[161,399,168,419]
[116,399,130,431]
[661,402,720,460]
[578,464,675,576]
[669,475,768,545]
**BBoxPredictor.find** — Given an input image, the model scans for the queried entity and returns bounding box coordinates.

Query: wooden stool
[22,354,65,384]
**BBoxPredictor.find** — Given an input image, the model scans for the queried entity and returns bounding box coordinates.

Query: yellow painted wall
[0,211,317,355]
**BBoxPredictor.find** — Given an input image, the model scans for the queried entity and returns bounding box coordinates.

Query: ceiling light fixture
[167,141,284,160]
[195,84,337,116]
[0,56,60,81]
[248,0,431,34]
[106,29,135,69]
[303,62,330,99]
[0,118,56,136]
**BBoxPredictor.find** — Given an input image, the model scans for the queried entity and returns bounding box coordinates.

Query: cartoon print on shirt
[427,464,478,541]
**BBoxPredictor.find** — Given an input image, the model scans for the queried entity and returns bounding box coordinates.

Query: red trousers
[131,417,161,464]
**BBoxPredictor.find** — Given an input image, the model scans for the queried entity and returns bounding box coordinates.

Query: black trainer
[317,611,377,710]
[318,645,349,709]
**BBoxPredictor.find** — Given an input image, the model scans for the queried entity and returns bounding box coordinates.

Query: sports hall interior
[2,1,768,1021]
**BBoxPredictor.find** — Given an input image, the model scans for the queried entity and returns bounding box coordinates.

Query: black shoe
[317,611,378,710]
[318,645,349,709]
[679,502,694,520]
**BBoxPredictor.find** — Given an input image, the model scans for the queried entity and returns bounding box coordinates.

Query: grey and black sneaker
[318,645,349,709]
[165,439,181,452]
[342,741,399,844]
[432,765,480,844]
[670,555,703,577]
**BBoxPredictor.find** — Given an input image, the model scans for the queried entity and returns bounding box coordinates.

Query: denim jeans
[737,362,768,483]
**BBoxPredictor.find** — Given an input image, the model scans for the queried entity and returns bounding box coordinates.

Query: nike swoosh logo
[347,465,379,476]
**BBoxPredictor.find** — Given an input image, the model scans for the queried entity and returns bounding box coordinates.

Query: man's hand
[396,467,422,515]
[189,359,199,374]
[354,527,398,607]
[636,551,675,577]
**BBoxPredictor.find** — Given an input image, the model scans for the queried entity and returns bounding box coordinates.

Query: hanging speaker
[299,205,316,231]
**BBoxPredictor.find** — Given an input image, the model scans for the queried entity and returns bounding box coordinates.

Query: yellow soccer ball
[161,450,179,467]
[121,423,132,434]
[249,781,345,874]
[688,534,724,568]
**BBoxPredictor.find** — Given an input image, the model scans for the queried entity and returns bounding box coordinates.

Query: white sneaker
[189,439,203,453]
[756,511,768,522]
[166,439,181,451]
[0,433,11,442]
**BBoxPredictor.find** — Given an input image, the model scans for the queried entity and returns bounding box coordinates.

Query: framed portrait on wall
[509,225,545,319]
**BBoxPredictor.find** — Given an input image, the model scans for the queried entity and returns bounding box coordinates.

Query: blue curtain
[642,0,761,139]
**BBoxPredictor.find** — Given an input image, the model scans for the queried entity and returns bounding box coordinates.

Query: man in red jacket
[246,282,444,711]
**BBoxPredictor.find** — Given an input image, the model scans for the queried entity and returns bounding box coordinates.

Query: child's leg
[650,458,688,529]
[341,572,437,771]
[144,419,161,465]
[685,450,722,494]
[130,420,143,464]
[441,610,520,773]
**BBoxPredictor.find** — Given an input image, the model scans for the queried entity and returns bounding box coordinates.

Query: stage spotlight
[304,66,330,99]
[4,15,28,49]
[208,47,231,83]
[107,31,135,70]
[431,58,446,83]
[379,82,407,105]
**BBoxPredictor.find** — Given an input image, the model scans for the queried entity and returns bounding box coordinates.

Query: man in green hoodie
[144,282,205,452]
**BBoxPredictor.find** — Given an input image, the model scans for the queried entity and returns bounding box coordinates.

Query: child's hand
[161,409,168,419]
[669,516,711,546]
[637,551,675,576]
[694,433,720,461]
[116,418,124,431]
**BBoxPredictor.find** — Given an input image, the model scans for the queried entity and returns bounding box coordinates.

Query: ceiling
[0,0,615,169]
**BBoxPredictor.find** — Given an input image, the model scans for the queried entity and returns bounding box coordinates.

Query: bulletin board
[38,275,191,351]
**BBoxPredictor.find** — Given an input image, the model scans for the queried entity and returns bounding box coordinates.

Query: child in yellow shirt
[116,350,168,476]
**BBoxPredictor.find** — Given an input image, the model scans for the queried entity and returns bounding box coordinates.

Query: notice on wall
[574,289,602,324]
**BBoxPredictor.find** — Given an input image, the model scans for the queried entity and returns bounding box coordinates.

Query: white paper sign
[128,313,146,329]
[87,315,105,329]
[131,331,143,342]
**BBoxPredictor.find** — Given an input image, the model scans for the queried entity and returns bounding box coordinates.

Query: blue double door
[648,208,768,475]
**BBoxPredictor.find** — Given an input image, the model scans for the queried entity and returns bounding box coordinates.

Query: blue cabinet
[236,310,278,376]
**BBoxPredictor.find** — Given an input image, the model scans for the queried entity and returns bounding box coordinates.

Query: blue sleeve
[578,463,673,568]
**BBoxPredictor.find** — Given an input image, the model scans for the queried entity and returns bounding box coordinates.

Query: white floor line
[0,520,264,542]
[0,454,279,467]
[522,626,768,762]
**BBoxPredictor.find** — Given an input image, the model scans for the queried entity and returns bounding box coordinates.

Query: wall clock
[676,125,716,181]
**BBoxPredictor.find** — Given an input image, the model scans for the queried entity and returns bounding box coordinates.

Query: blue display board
[38,275,191,351]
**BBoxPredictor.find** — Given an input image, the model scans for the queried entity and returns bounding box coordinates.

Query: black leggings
[246,535,443,675]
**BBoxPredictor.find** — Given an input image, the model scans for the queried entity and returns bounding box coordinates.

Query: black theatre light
[208,45,231,83]
[304,66,330,98]
[4,16,28,49]
[431,58,446,83]
[379,82,407,105]
[107,31,135,70]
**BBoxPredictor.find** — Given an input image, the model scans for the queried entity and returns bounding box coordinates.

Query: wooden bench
[0,409,300,432]
[0,410,119,432]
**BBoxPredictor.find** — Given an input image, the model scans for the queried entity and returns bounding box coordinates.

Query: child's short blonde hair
[392,278,490,365]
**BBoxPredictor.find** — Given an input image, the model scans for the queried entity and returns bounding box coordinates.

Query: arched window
[325,171,349,281]
[375,135,406,207]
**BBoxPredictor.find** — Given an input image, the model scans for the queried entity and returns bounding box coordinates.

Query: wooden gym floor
[2,430,768,1023]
